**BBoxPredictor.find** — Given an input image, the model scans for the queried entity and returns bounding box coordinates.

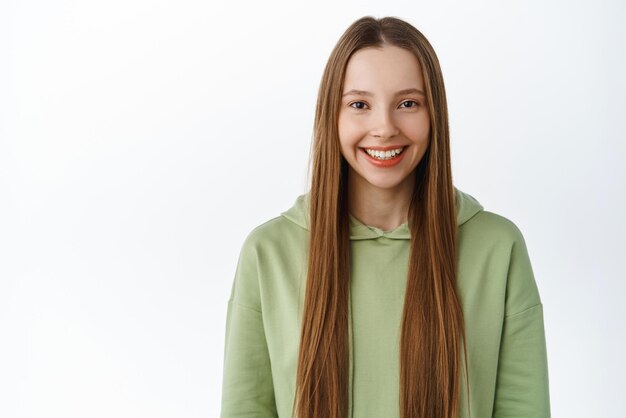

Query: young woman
[220,16,551,418]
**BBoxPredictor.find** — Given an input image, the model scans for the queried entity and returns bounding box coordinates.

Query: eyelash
[348,100,420,110]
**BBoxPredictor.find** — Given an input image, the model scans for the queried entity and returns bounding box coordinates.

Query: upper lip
[360,145,407,151]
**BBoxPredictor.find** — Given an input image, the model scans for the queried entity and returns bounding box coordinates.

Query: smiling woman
[220,15,551,418]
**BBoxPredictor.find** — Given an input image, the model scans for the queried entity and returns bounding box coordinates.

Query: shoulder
[461,209,528,246]
[242,216,282,244]
[237,214,308,265]
[242,215,303,247]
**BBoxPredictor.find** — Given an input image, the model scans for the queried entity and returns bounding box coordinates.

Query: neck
[347,167,415,231]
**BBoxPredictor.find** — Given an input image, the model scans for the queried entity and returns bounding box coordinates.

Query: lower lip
[360,147,407,167]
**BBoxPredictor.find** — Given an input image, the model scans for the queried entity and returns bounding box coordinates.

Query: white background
[1,0,625,417]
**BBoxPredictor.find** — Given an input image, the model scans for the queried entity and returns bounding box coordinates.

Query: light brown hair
[294,15,470,418]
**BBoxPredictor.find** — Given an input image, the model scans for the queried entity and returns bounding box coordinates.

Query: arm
[220,235,278,417]
[492,227,551,417]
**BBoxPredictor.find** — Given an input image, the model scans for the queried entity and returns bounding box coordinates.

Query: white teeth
[364,147,405,160]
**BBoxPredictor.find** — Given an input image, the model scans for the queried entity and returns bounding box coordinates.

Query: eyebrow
[342,87,425,98]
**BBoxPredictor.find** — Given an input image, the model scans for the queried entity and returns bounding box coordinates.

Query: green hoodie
[220,186,551,418]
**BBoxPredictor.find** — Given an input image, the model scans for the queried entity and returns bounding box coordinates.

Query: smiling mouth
[359,146,406,160]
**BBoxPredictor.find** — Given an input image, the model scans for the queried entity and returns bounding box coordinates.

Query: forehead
[342,45,424,92]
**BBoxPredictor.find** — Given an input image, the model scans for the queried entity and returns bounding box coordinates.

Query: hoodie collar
[281,186,484,240]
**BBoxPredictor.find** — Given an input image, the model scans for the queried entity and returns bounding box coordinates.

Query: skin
[338,44,431,231]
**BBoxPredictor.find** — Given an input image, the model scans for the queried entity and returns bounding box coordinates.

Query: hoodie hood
[280,186,484,240]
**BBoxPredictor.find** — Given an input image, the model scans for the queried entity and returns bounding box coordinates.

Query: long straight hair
[293,16,470,418]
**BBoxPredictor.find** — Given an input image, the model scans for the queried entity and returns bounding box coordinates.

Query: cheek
[338,137,358,161]
[337,115,363,150]
[404,114,430,143]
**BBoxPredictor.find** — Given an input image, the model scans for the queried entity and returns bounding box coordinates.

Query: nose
[369,107,400,139]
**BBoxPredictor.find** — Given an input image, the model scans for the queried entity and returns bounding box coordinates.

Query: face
[338,45,431,192]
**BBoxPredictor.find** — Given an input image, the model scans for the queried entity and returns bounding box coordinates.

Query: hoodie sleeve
[220,234,278,417]
[492,227,551,417]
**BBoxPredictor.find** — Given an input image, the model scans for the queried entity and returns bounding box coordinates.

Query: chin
[361,176,409,190]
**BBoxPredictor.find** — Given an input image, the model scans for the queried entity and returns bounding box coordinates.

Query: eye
[400,100,420,109]
[349,101,368,110]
